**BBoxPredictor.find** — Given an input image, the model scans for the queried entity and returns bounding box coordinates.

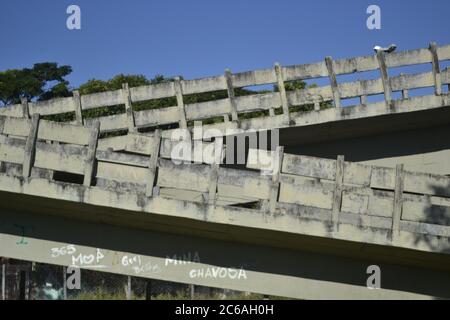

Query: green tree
[274,79,307,92]
[275,80,332,112]
[78,74,152,95]
[0,62,72,105]
[78,74,170,121]
[77,79,109,95]
[1,62,330,125]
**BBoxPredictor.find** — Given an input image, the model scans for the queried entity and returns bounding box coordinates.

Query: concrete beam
[1,208,450,299]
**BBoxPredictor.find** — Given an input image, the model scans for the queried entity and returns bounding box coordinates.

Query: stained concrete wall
[0,44,449,299]
[286,123,450,175]
[1,208,450,300]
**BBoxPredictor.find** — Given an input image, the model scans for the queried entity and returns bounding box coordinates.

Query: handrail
[0,115,449,241]
[0,43,448,135]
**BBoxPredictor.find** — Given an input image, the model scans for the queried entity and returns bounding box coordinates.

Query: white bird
[373,44,397,53]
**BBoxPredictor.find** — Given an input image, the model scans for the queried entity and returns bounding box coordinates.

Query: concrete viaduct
[0,42,449,299]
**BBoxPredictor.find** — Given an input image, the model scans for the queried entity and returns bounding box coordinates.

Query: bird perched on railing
[373,44,397,53]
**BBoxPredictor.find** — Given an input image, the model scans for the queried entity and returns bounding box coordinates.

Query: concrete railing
[248,149,450,238]
[1,43,449,138]
[0,115,449,245]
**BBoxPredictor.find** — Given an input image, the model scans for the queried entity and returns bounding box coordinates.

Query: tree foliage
[78,74,152,95]
[0,63,72,105]
[1,63,331,125]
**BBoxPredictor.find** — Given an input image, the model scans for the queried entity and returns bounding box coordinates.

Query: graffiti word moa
[72,248,105,267]
[189,267,247,280]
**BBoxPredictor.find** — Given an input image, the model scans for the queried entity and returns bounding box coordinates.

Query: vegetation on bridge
[0,62,331,126]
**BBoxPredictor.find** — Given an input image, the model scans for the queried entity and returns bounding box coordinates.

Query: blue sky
[0,0,449,88]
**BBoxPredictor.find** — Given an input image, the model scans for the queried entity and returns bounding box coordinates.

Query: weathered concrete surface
[0,171,448,254]
[1,113,449,252]
[0,129,449,299]
[0,44,449,299]
[282,108,450,176]
[1,195,450,300]
[1,44,449,138]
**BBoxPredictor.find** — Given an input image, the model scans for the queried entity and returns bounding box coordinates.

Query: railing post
[208,137,223,206]
[268,108,275,117]
[376,51,393,107]
[0,117,5,171]
[402,89,409,99]
[332,155,344,231]
[360,94,367,106]
[325,56,341,109]
[146,129,162,197]
[0,117,4,135]
[274,63,291,124]
[122,83,137,133]
[392,164,405,239]
[83,121,100,187]
[22,114,40,178]
[174,77,188,129]
[269,146,284,214]
[429,42,442,96]
[314,100,321,111]
[224,69,240,126]
[20,97,30,119]
[73,90,84,125]
[399,73,409,99]
[359,78,367,105]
